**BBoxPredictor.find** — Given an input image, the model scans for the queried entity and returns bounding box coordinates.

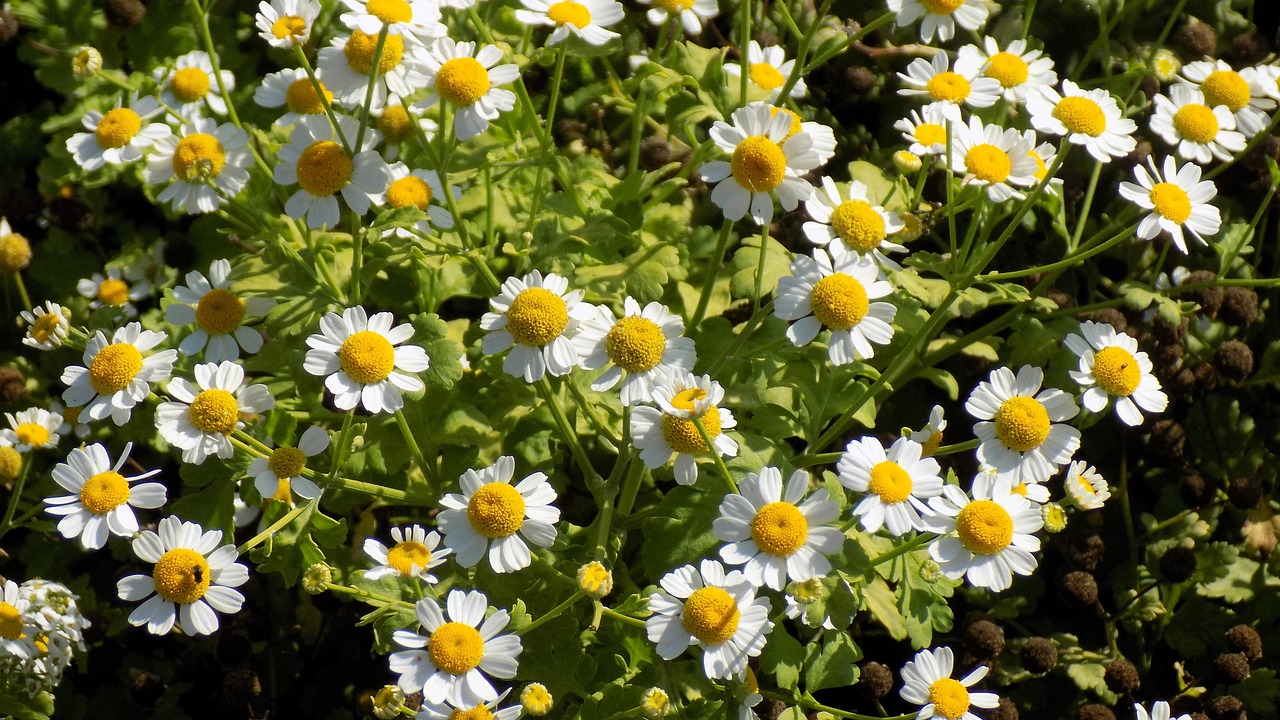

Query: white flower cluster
[0,579,90,700]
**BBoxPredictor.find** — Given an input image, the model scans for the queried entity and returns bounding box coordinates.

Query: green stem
[982,219,1134,281]
[692,416,737,494]
[600,606,647,628]
[327,410,356,486]
[238,500,312,555]
[869,533,933,569]
[736,0,751,106]
[0,460,33,539]
[794,452,842,469]
[518,591,584,636]
[353,25,389,154]
[752,224,771,312]
[329,475,414,502]
[1068,161,1103,252]
[758,690,914,720]
[706,299,775,375]
[565,379,621,447]
[934,439,979,455]
[773,0,836,102]
[526,43,569,232]
[324,581,415,610]
[11,273,32,311]
[292,44,351,152]
[690,219,734,331]
[536,377,600,484]
[394,408,436,485]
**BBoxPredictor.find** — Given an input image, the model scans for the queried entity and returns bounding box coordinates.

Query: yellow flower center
[0,447,21,484]
[170,67,211,103]
[1173,103,1219,143]
[450,706,495,720]
[153,548,212,604]
[750,502,809,556]
[429,622,485,675]
[868,461,913,504]
[682,587,740,645]
[1053,96,1106,136]
[642,689,670,716]
[769,106,803,140]
[188,388,240,435]
[505,287,569,346]
[295,141,353,197]
[578,562,612,595]
[547,0,591,28]
[173,136,225,186]
[33,633,48,655]
[1202,70,1250,112]
[386,540,433,575]
[98,278,131,306]
[921,0,965,13]
[955,500,1014,555]
[928,678,971,720]
[30,313,62,344]
[809,272,869,331]
[286,78,332,115]
[829,200,886,253]
[792,577,823,604]
[661,389,722,455]
[1029,150,1048,181]
[267,446,306,479]
[605,316,666,373]
[436,57,492,107]
[15,423,49,448]
[993,396,1050,452]
[378,104,413,144]
[344,30,405,75]
[965,144,1012,184]
[80,470,130,514]
[89,342,143,394]
[0,603,23,640]
[366,0,412,23]
[749,62,785,91]
[271,477,293,502]
[195,288,246,335]
[1092,345,1141,396]
[467,483,526,538]
[387,176,432,210]
[926,72,971,103]
[985,52,1029,88]
[0,233,30,274]
[1149,182,1192,224]
[655,0,694,10]
[730,135,787,192]
[338,330,397,384]
[94,108,142,150]
[914,122,947,147]
[271,14,308,40]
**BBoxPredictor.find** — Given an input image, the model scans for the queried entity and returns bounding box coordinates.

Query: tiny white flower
[636,0,718,35]
[339,0,446,40]
[701,102,821,226]
[19,301,71,351]
[898,52,1001,110]
[1149,84,1246,164]
[248,425,330,502]
[957,36,1057,104]
[774,244,897,366]
[302,305,431,413]
[1026,80,1137,163]
[1064,321,1168,426]
[631,373,738,486]
[146,118,252,215]
[44,442,166,549]
[65,94,170,172]
[838,436,943,536]
[899,645,1000,720]
[363,524,451,582]
[572,297,696,406]
[76,267,151,317]
[724,41,806,100]
[254,68,335,127]
[1,408,63,452]
[255,0,320,48]
[370,161,456,237]
[947,115,1039,202]
[926,477,1044,592]
[1063,460,1109,510]
[965,365,1080,486]
[1118,155,1221,254]
[317,29,430,111]
[415,39,520,141]
[803,177,906,270]
[155,361,275,465]
[155,51,236,117]
[909,405,947,456]
[894,102,963,157]
[437,456,560,574]
[515,0,624,46]
[275,115,391,230]
[61,323,177,426]
[480,270,592,383]
[166,259,275,363]
[1182,60,1275,138]
[0,580,37,659]
[1134,700,1193,720]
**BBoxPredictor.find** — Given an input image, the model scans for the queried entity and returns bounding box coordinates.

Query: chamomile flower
[1063,460,1109,510]
[724,41,806,100]
[364,524,450,582]
[774,243,897,366]
[948,116,1039,202]
[897,53,1001,110]
[1181,60,1275,138]
[480,270,591,383]
[646,559,772,680]
[248,425,329,503]
[1150,84,1245,164]
[839,436,943,536]
[641,688,671,718]
[44,442,166,550]
[783,577,837,630]
[371,162,455,237]
[253,68,335,127]
[926,477,1044,592]
[515,0,624,46]
[155,51,235,117]
[437,456,560,574]
[958,37,1057,104]
[909,405,947,456]
[0,580,36,659]
[701,102,821,226]
[972,466,1050,505]
[894,102,962,156]
[572,297,696,406]
[156,361,274,465]
[899,646,1000,720]
[275,115,391,229]
[19,301,71,351]
[117,516,249,636]
[1064,321,1168,426]
[416,39,519,141]
[340,0,446,40]
[1022,129,1063,193]
[65,94,170,172]
[317,29,430,110]
[712,467,842,591]
[417,695,522,720]
[165,259,275,363]
[966,365,1080,486]
[1027,80,1137,162]
[1117,155,1221,254]
[375,96,440,159]
[145,118,251,214]
[77,267,150,317]
[768,106,837,165]
[1134,701,1193,720]
[637,0,718,35]
[61,323,177,426]
[1,408,63,452]
[631,373,738,486]
[887,0,988,43]
[389,589,523,707]
[255,0,320,48]
[303,305,430,413]
[803,177,906,269]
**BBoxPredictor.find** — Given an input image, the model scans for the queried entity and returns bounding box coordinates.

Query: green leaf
[251,501,349,586]
[862,577,907,641]
[759,626,805,690]
[0,690,54,720]
[729,233,791,301]
[1233,668,1280,716]
[641,485,723,577]
[804,632,862,691]
[1164,596,1237,658]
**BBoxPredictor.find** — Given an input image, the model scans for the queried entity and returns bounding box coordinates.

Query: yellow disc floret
[605,316,666,373]
[467,483,527,538]
[80,471,130,514]
[993,396,1050,452]
[926,72,971,103]
[547,0,591,28]
[921,0,965,13]
[750,502,809,556]
[89,343,143,394]
[195,288,245,335]
[153,548,212,604]
[655,0,694,10]
[296,141,353,197]
[429,621,485,675]
[98,278,131,306]
[868,461,913,504]
[809,273,869,331]
[344,30,405,75]
[339,330,397,384]
[15,423,48,448]
[1092,346,1141,396]
[749,63,785,91]
[267,447,307,479]
[1053,97,1106,136]
[661,388,722,455]
[1173,103,1219,143]
[172,134,227,182]
[95,108,143,149]
[30,313,62,345]
[955,500,1014,555]
[0,448,21,484]
[914,122,947,147]
[272,14,308,40]
[386,540,432,575]
[830,200,887,253]
[505,288,569,346]
[730,135,787,192]
[378,104,413,144]
[386,176,432,210]
[1149,183,1192,224]
[286,78,332,115]
[1202,70,1250,112]
[769,107,803,140]
[985,52,1029,88]
[366,0,412,24]
[187,389,240,435]
[436,57,492,107]
[451,706,495,720]
[681,586,740,645]
[965,144,1012,184]
[0,232,31,274]
[0,603,23,640]
[928,678,971,720]
[170,67,211,103]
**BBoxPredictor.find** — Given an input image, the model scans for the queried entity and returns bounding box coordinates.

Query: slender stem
[0,460,32,539]
[565,379,621,447]
[706,299,775,375]
[536,377,599,483]
[600,606,647,628]
[292,44,350,152]
[518,591,584,636]
[237,500,312,555]
[934,438,979,455]
[982,219,1134,281]
[526,43,569,232]
[736,0,751,106]
[692,417,737,494]
[327,410,356,485]
[794,452,842,469]
[11,273,32,311]
[690,219,733,330]
[394,408,436,485]
[328,475,414,502]
[773,0,837,102]
[350,213,365,304]
[752,224,770,312]
[353,25,389,154]
[1069,161,1103,252]
[869,533,933,569]
[324,581,415,610]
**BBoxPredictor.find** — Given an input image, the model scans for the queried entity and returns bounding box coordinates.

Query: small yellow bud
[301,563,333,594]
[370,685,404,720]
[0,221,31,274]
[71,46,103,78]
[1042,503,1068,534]
[521,683,553,716]
[576,561,613,599]
[640,688,670,719]
[894,150,923,174]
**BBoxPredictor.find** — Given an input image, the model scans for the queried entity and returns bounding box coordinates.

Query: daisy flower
[375,96,440,159]
[899,645,1000,720]
[645,559,772,680]
[966,365,1080,486]
[316,29,430,111]
[783,577,837,630]
[724,41,806,100]
[700,102,821,226]
[774,243,896,366]
[155,361,275,465]
[887,0,987,43]
[303,305,430,413]
[637,0,718,35]
[253,68,335,127]
[417,695,521,720]
[117,516,249,636]
[926,477,1044,592]
[363,524,451,582]
[1027,80,1137,162]
[768,106,837,165]
[1182,60,1275,138]
[1064,321,1168,426]
[1,408,63,452]
[958,37,1057,104]
[77,267,150,317]
[1117,155,1221,254]
[415,39,519,141]
[389,589,523,707]
[61,323,177,426]
[839,436,943,536]
[437,455,560,574]
[276,115,390,229]
[909,405,947,456]
[166,259,274,363]
[1134,701,1192,720]
[712,467,842,591]
[971,466,1049,505]
[248,425,330,503]
[371,161,456,237]
[145,118,251,214]
[948,115,1039,202]
[631,373,738,486]
[1022,129,1063,193]
[65,94,170,172]
[44,442,166,550]
[1149,84,1245,164]
[339,0,446,40]
[803,177,906,269]
[255,0,320,48]
[155,51,235,117]
[480,270,591,383]
[515,0,624,46]
[897,53,1001,110]
[19,301,71,351]
[0,580,36,659]
[1063,460,1109,510]
[572,297,696,407]
[894,102,962,157]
